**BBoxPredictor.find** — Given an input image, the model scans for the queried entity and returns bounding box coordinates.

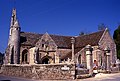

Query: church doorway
[41,56,52,64]
[42,58,49,64]
[22,49,28,64]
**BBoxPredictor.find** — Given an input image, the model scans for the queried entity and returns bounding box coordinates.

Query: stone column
[85,45,93,74]
[104,46,111,72]
[71,37,75,62]
[55,51,60,63]
[29,47,36,64]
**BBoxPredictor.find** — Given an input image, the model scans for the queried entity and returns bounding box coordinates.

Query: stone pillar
[104,46,111,72]
[55,51,60,63]
[71,37,75,62]
[85,45,93,74]
[29,47,36,65]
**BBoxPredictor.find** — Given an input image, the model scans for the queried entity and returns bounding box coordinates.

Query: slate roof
[50,35,72,48]
[20,32,72,48]
[20,30,104,48]
[20,32,43,46]
[75,30,104,48]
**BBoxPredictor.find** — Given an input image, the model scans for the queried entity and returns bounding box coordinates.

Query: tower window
[16,28,18,30]
[42,44,44,48]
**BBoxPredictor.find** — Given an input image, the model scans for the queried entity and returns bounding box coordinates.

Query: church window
[78,54,81,64]
[11,46,14,64]
[22,49,28,64]
[45,45,49,50]
[16,28,18,30]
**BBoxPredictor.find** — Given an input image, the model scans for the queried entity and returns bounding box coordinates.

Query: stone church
[4,8,117,69]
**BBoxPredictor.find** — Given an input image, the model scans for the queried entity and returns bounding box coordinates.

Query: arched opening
[41,56,52,64]
[11,46,14,64]
[42,58,49,64]
[22,49,28,64]
[78,54,81,64]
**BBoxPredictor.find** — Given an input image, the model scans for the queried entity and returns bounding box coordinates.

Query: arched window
[11,46,14,64]
[78,54,81,64]
[22,49,28,64]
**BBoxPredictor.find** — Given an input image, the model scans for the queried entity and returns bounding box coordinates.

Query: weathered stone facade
[98,30,117,64]
[2,8,118,79]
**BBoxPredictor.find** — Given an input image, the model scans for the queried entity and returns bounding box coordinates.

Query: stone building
[4,8,117,70]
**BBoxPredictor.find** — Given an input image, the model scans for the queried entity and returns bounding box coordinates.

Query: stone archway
[22,49,28,64]
[41,56,52,64]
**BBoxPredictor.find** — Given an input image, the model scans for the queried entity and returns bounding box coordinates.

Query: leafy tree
[113,25,120,59]
[79,31,85,36]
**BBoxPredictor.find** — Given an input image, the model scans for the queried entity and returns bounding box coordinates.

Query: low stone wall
[76,68,89,75]
[0,63,75,80]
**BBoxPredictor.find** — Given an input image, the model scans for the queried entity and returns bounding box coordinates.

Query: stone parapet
[0,63,75,80]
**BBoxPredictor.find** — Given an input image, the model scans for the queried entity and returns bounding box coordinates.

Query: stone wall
[0,63,75,80]
[76,68,89,75]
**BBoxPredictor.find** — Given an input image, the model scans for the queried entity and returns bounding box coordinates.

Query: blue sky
[0,0,120,53]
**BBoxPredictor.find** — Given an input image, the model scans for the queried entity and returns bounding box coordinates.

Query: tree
[113,25,120,59]
[79,31,85,36]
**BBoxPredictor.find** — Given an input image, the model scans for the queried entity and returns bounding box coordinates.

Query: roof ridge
[21,31,73,37]
[50,34,73,37]
[76,30,105,38]
[21,31,43,35]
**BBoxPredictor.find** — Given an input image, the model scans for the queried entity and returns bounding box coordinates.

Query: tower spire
[7,8,21,64]
[10,8,17,27]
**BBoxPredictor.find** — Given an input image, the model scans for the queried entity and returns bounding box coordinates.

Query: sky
[0,0,120,53]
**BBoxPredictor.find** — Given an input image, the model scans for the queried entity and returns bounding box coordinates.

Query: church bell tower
[8,8,21,64]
